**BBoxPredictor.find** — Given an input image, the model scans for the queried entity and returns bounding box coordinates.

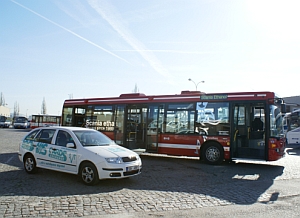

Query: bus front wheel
[202,142,224,165]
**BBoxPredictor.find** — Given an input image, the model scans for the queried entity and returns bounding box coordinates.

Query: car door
[20,129,40,154]
[33,128,56,168]
[52,130,77,173]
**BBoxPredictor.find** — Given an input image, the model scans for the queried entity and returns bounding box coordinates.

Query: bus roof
[31,114,61,117]
[63,91,278,106]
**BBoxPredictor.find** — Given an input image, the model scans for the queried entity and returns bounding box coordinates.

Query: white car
[18,126,142,185]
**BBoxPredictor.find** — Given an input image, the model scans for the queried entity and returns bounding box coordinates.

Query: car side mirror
[66,143,75,148]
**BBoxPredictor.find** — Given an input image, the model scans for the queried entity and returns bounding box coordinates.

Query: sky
[1,0,300,116]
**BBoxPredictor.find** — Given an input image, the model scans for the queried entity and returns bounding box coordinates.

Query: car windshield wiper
[97,143,110,146]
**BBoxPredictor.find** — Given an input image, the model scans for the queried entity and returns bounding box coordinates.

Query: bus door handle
[248,127,250,139]
[234,130,239,142]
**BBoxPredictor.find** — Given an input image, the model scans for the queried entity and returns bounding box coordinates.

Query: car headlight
[105,157,123,164]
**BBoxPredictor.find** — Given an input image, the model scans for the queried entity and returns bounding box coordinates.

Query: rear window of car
[24,130,40,140]
[35,129,56,144]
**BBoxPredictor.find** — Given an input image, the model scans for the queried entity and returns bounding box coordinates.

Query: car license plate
[126,165,139,172]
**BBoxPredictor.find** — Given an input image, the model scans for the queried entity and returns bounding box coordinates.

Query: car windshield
[73,130,114,147]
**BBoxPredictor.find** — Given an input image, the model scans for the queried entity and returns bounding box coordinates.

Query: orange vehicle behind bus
[30,114,61,129]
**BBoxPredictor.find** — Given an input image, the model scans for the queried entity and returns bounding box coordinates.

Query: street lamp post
[188,78,205,91]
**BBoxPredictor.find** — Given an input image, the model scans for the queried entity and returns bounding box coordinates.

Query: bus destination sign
[200,94,228,100]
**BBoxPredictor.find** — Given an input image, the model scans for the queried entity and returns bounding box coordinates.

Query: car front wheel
[79,163,99,186]
[24,154,38,174]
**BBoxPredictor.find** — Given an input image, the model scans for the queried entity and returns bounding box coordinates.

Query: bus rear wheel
[202,142,224,165]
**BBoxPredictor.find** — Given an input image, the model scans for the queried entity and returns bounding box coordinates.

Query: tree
[41,97,47,114]
[0,92,5,106]
[13,102,19,117]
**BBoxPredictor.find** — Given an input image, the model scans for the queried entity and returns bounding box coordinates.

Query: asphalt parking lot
[1,128,300,217]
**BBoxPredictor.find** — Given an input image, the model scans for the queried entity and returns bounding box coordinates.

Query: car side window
[35,129,56,144]
[24,130,40,141]
[55,130,75,148]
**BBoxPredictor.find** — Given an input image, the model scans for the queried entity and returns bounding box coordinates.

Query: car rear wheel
[24,154,38,174]
[80,163,99,186]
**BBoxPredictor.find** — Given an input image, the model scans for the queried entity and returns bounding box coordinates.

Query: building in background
[0,106,10,117]
[284,96,300,112]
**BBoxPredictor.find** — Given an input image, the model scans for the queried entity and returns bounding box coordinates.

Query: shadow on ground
[0,152,283,205]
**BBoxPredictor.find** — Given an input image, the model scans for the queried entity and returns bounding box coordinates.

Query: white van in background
[286,127,300,144]
[13,116,29,129]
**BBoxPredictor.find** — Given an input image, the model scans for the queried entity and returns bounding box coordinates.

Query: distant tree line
[41,97,47,114]
[0,92,5,106]
[14,102,19,117]
[0,92,47,117]
[132,84,139,93]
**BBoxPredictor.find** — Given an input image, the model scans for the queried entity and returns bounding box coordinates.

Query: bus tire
[202,142,224,165]
[79,162,99,186]
[24,154,38,174]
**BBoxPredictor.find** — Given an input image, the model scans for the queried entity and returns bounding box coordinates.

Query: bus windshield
[270,105,284,138]
[0,116,6,122]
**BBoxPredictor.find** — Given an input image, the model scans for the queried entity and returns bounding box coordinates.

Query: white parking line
[5,156,14,164]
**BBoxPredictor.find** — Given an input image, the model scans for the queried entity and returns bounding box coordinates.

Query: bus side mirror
[281,103,286,114]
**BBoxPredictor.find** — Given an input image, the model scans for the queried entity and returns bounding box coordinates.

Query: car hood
[84,144,137,157]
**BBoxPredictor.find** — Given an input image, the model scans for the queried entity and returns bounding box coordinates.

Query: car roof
[33,126,95,131]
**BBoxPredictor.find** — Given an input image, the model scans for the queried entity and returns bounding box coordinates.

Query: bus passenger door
[231,104,250,158]
[124,105,147,150]
[146,105,163,152]
[231,103,266,159]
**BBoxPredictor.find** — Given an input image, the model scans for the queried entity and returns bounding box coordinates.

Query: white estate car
[18,126,142,185]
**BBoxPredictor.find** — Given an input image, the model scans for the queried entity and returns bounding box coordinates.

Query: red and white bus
[61,90,286,164]
[30,114,61,129]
